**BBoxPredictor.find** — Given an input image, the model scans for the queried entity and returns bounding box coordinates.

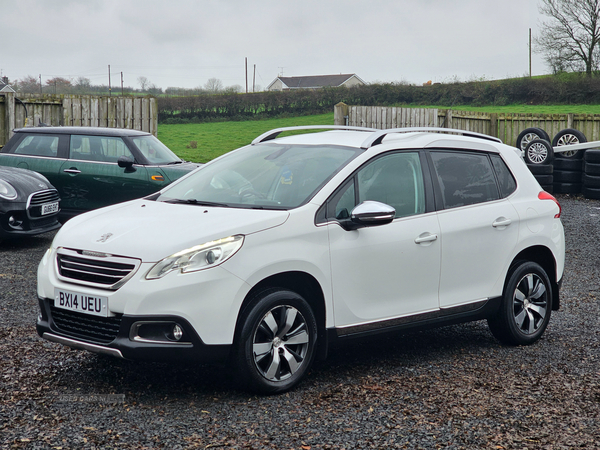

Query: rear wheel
[488,261,552,346]
[233,288,317,394]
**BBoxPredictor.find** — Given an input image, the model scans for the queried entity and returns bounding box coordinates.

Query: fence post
[5,92,15,140]
[334,102,349,126]
[490,113,498,138]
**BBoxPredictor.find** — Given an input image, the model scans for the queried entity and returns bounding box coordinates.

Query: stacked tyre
[551,129,585,195]
[583,148,600,200]
[522,137,554,192]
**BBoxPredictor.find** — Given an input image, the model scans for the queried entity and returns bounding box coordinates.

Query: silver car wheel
[252,305,310,382]
[555,133,580,157]
[520,132,541,151]
[512,273,549,335]
[526,141,550,164]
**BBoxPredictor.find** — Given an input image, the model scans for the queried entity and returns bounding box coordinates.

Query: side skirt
[326,297,502,346]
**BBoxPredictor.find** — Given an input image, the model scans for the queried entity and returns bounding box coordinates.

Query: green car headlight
[0,179,18,200]
[146,235,244,280]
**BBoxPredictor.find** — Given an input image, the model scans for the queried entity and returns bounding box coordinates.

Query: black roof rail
[251,125,378,145]
[360,127,503,149]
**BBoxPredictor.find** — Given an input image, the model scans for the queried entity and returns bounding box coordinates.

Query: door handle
[414,232,438,244]
[63,168,81,174]
[492,217,512,228]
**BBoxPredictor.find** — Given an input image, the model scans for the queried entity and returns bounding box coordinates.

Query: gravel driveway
[1,195,598,449]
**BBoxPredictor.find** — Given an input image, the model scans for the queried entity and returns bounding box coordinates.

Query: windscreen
[156,143,361,209]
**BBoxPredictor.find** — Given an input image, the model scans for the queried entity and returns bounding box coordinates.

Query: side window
[430,151,499,209]
[328,152,425,220]
[70,135,133,163]
[12,135,59,157]
[490,155,517,198]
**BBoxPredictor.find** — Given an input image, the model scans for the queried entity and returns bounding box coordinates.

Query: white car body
[37,126,565,393]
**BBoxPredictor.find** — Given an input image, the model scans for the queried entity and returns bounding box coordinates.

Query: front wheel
[488,261,552,346]
[233,288,317,394]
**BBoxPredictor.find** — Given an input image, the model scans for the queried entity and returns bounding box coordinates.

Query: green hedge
[157,75,600,123]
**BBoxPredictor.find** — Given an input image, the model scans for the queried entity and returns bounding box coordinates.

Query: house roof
[0,80,15,93]
[271,74,364,89]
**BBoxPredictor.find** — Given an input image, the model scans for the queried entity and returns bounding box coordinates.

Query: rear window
[430,151,500,209]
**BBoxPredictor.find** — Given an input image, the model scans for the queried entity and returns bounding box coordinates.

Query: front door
[326,151,441,328]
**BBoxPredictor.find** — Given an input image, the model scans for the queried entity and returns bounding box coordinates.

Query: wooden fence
[334,103,600,147]
[0,93,158,147]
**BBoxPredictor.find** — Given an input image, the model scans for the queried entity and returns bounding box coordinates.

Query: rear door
[0,133,68,186]
[428,150,520,308]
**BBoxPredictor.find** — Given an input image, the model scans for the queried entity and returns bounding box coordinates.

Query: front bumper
[36,297,231,362]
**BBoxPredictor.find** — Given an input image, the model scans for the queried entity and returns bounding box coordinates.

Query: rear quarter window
[11,135,60,157]
[490,155,517,198]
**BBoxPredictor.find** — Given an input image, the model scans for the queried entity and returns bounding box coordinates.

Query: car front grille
[28,189,60,218]
[56,248,141,290]
[50,303,122,344]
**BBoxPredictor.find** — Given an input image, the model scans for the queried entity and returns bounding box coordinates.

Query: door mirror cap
[342,201,395,230]
[118,156,136,173]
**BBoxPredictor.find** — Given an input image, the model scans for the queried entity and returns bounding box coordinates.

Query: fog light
[172,324,183,341]
[8,215,23,229]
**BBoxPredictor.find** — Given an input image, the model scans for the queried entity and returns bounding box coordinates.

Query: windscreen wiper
[163,198,230,207]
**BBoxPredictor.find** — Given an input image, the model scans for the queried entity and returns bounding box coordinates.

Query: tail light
[538,191,561,218]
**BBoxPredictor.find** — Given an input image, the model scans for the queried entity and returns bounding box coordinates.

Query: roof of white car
[253,126,505,153]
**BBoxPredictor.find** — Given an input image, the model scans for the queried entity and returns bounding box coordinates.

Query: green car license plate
[54,289,109,317]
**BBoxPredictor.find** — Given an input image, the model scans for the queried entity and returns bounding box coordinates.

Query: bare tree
[137,76,149,91]
[204,78,224,93]
[535,0,600,75]
[46,77,73,94]
[15,75,40,94]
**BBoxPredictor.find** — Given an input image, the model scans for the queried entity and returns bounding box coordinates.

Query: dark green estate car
[0,127,199,219]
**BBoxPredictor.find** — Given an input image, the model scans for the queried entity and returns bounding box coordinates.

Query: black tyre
[533,174,553,185]
[552,128,586,159]
[488,261,552,346]
[526,163,553,175]
[233,288,317,394]
[584,149,600,164]
[553,182,582,194]
[584,161,600,176]
[540,184,554,194]
[553,158,583,171]
[553,170,582,183]
[524,139,554,165]
[582,186,600,199]
[516,127,551,152]
[583,173,600,188]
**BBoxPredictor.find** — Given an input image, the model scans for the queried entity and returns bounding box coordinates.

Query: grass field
[157,104,600,163]
[158,113,334,163]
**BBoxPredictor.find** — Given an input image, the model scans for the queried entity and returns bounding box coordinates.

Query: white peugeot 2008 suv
[36,126,565,393]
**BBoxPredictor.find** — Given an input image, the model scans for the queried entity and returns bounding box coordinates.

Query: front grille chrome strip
[55,247,141,290]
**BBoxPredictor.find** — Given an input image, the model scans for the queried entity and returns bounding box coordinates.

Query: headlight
[0,180,18,200]
[146,235,244,279]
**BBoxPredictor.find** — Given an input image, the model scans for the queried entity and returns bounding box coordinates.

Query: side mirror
[118,156,136,173]
[341,201,396,230]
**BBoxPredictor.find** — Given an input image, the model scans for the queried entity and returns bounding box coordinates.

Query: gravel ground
[0,195,599,449]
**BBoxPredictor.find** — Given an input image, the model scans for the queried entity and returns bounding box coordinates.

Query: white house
[0,77,15,93]
[267,74,366,91]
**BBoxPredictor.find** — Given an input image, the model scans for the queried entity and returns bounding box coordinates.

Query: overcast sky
[1,0,546,90]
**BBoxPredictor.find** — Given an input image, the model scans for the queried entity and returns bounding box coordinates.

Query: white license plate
[54,289,109,317]
[41,202,59,215]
